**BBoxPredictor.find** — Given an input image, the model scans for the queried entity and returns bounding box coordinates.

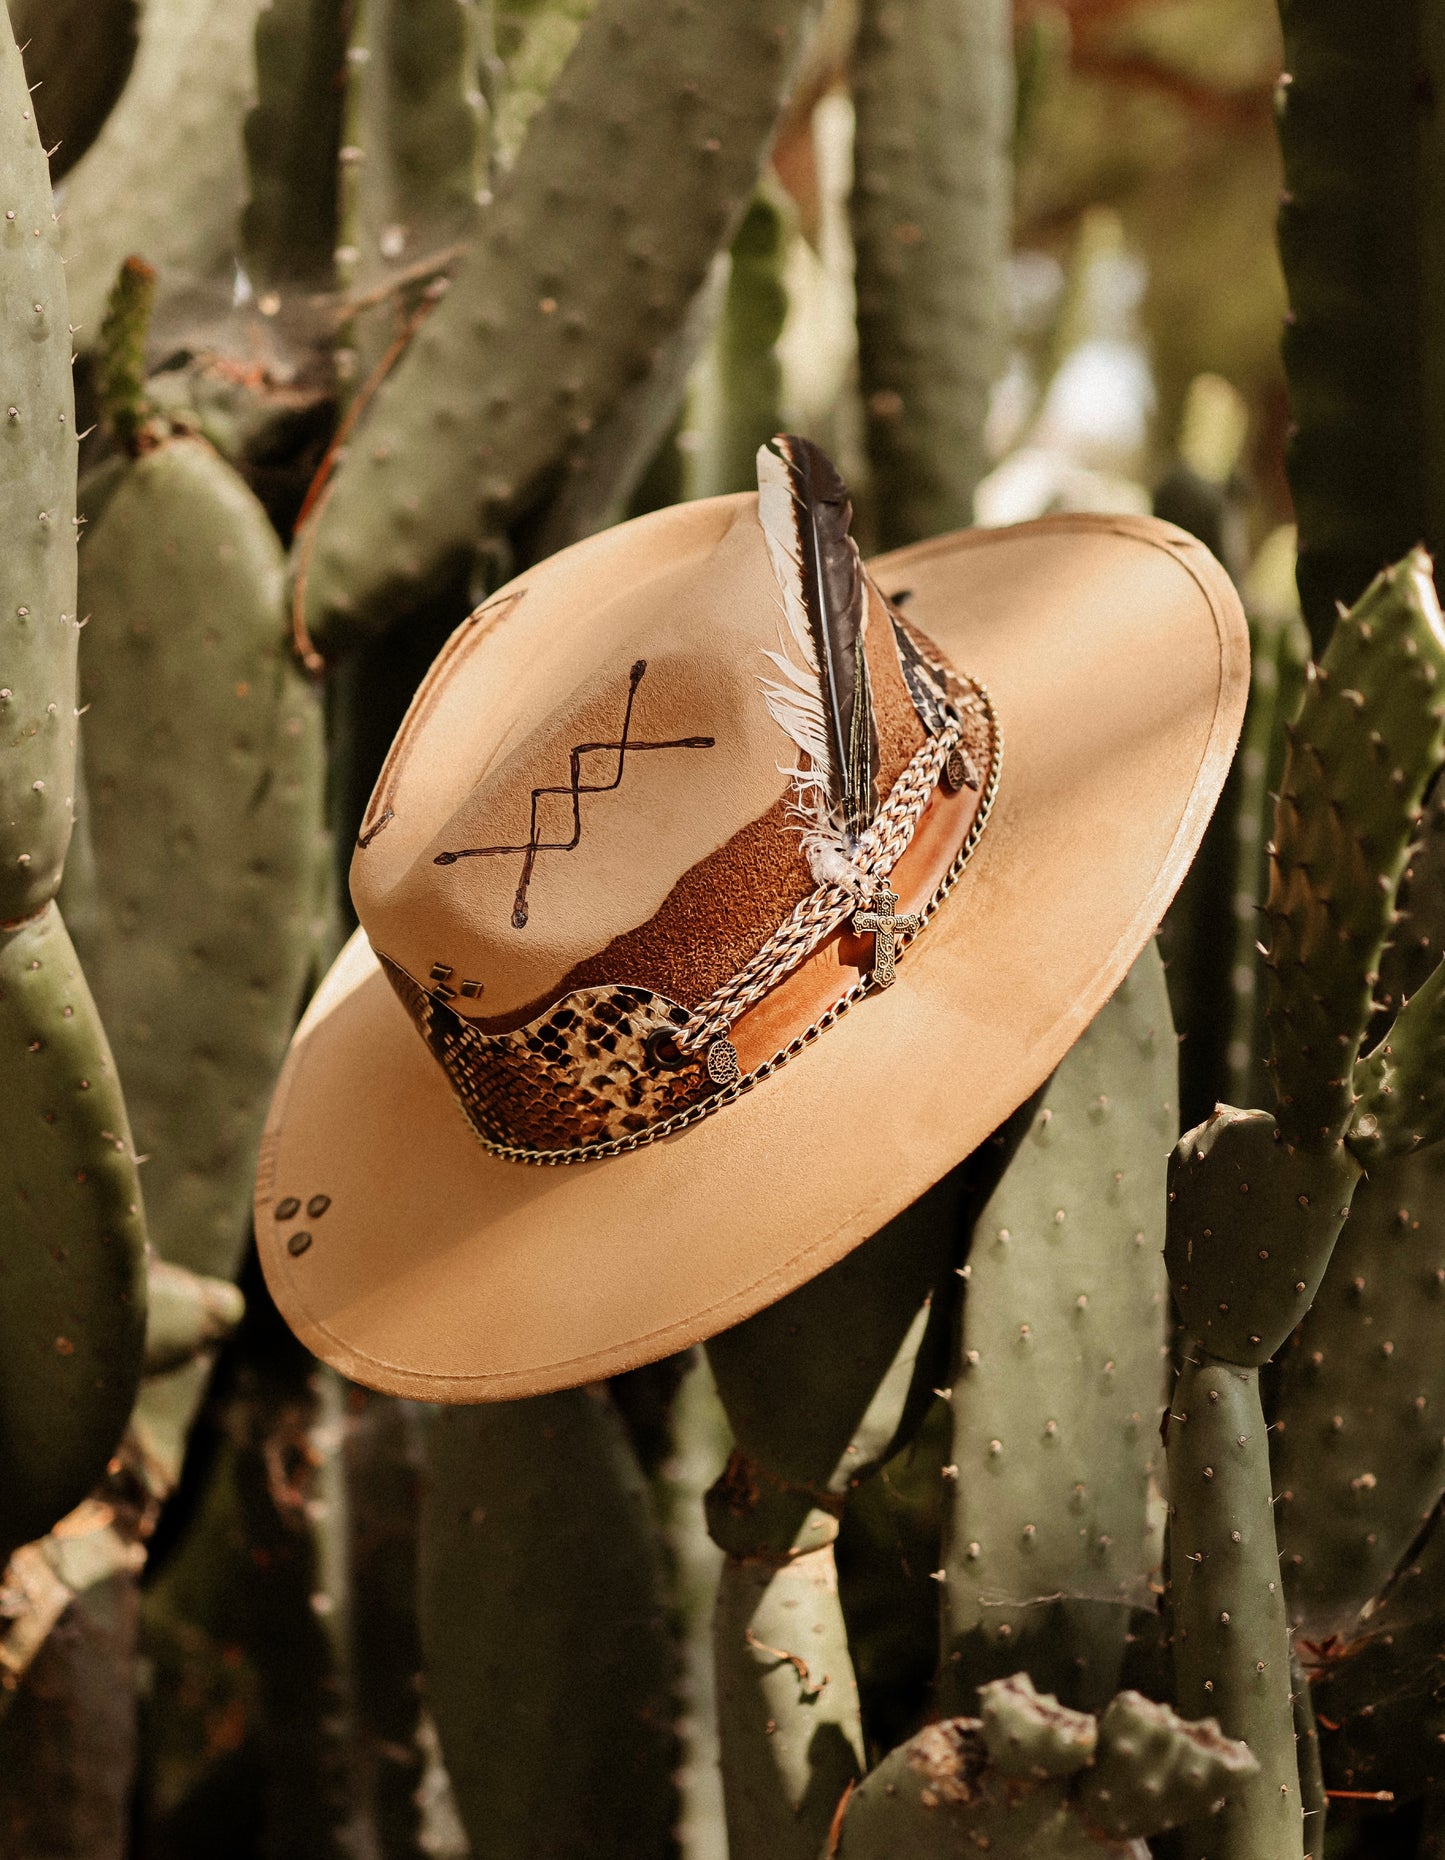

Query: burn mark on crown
[431,659,716,928]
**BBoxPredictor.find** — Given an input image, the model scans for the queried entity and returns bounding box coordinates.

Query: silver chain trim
[460,683,1002,1168]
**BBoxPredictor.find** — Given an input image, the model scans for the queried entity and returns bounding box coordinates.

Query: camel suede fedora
[256,445,1248,1402]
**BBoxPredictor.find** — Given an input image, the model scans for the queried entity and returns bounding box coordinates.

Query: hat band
[376,683,1000,1165]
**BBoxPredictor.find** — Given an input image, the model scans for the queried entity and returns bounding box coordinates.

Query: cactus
[137,1324,365,1859]
[712,1504,864,1860]
[293,0,824,654]
[71,280,327,1279]
[418,1390,679,1859]
[337,0,487,384]
[851,0,1012,547]
[1305,1494,1445,1804]
[56,0,267,341]
[830,1672,1257,1858]
[241,0,351,296]
[1274,1,1445,653]
[1227,579,1312,1110]
[0,912,148,1562]
[12,0,1445,1849]
[701,1179,973,1858]
[488,0,596,169]
[1274,769,1445,1639]
[8,0,137,182]
[688,187,790,501]
[0,9,149,1564]
[1161,552,1445,1860]
[941,942,1175,1716]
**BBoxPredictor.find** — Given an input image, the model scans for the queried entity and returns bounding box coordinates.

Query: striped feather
[755,435,879,882]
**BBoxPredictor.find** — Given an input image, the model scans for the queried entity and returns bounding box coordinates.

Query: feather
[755,435,879,879]
[886,602,956,739]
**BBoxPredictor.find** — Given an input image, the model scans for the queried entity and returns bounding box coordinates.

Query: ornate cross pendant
[851,883,922,987]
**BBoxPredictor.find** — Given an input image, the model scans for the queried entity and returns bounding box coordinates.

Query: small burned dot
[306,1194,331,1219]
[288,1230,313,1258]
[275,1196,301,1220]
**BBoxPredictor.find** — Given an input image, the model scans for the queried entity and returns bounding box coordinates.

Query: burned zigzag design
[433,659,715,927]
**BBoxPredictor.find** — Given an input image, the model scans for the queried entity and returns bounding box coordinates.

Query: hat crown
[351,495,935,1033]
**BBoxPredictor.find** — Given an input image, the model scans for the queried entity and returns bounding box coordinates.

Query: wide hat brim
[256,508,1248,1401]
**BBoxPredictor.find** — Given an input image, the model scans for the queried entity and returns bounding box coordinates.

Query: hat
[256,439,1248,1401]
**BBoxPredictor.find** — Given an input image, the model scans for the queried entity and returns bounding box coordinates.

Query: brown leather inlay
[469,792,804,1030]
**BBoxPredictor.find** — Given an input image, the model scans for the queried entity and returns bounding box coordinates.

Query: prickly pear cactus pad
[1265,551,1445,1151]
[0,19,79,927]
[830,1674,1256,1859]
[0,909,146,1562]
[0,5,147,1566]
[418,1390,680,1859]
[1275,782,1445,1637]
[73,433,326,1280]
[941,944,1175,1715]
[57,0,267,341]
